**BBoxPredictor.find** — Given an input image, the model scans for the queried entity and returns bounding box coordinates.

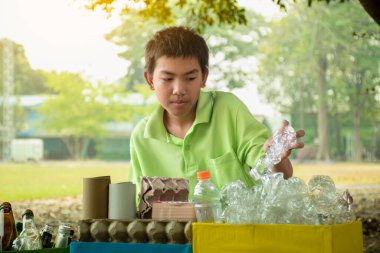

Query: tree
[204,13,269,90]
[105,13,161,90]
[257,1,380,161]
[274,0,380,26]
[86,0,246,33]
[0,39,52,95]
[106,10,269,90]
[86,0,379,30]
[38,71,137,159]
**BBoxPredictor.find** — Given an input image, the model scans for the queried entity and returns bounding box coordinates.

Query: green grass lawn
[293,162,380,184]
[0,161,129,201]
[1,161,379,201]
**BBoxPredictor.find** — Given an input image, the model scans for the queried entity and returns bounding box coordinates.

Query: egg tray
[79,219,192,244]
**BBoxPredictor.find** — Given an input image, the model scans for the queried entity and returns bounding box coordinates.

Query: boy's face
[144,56,208,121]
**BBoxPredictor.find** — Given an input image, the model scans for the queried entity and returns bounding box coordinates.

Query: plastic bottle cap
[0,202,12,212]
[22,209,34,218]
[197,170,210,180]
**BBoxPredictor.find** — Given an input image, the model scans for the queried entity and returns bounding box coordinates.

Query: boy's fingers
[296,130,305,138]
[283,149,292,158]
[263,139,272,151]
[278,120,289,134]
[290,142,304,150]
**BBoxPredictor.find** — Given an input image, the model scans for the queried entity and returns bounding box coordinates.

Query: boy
[128,26,304,197]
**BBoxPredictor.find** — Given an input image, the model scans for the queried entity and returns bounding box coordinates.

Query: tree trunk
[352,108,362,161]
[370,119,378,161]
[63,136,84,160]
[335,113,344,160]
[62,137,75,160]
[300,81,305,131]
[316,54,330,160]
[74,138,85,160]
[351,73,364,162]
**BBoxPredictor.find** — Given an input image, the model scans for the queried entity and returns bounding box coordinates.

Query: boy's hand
[263,119,305,160]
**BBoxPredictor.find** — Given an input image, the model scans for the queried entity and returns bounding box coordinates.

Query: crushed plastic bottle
[12,209,42,251]
[54,223,72,248]
[221,175,356,225]
[250,124,297,181]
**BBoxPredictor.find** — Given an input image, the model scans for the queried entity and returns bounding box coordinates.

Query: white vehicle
[11,139,43,162]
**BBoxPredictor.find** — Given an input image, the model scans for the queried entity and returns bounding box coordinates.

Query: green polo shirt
[128,90,270,198]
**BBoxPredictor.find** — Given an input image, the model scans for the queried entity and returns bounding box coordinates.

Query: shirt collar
[194,90,214,125]
[144,90,215,141]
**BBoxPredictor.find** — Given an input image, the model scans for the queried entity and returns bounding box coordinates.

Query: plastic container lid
[22,209,34,218]
[197,170,210,180]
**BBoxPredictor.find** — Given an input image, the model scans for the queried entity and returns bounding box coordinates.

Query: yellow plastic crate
[192,221,363,253]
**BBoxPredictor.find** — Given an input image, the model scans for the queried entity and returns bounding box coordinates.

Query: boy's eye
[162,78,172,81]
[187,77,196,81]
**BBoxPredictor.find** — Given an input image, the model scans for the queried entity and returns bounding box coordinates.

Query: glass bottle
[12,209,42,251]
[41,223,55,248]
[0,202,17,251]
[193,170,223,223]
[54,223,71,248]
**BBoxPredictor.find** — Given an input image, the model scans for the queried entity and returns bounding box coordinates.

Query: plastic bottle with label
[193,170,222,223]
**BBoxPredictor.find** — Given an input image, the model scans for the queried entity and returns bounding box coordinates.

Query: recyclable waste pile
[221,175,355,225]
[221,124,355,225]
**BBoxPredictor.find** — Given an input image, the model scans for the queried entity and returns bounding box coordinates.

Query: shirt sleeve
[234,101,270,171]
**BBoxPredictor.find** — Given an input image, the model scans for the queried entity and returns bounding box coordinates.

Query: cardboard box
[152,202,196,221]
[192,221,363,253]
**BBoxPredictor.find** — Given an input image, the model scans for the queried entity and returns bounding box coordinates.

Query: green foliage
[273,0,380,26]
[0,39,52,95]
[132,83,157,119]
[86,0,246,33]
[38,71,139,159]
[258,1,380,160]
[106,10,268,90]
[258,1,379,110]
[105,13,161,89]
[204,13,268,89]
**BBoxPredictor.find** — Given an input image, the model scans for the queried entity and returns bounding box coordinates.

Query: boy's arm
[234,102,270,171]
[234,101,304,179]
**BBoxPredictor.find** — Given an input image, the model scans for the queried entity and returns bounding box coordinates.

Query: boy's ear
[201,70,209,88]
[144,71,154,90]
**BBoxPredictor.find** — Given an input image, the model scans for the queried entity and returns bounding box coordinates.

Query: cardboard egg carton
[79,219,192,244]
[139,177,189,219]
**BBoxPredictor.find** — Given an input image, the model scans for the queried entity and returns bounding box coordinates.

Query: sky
[0,0,126,83]
[0,0,280,117]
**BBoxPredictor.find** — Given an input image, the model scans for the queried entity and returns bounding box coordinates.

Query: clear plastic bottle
[40,223,55,248]
[54,223,71,248]
[12,209,42,251]
[193,170,222,223]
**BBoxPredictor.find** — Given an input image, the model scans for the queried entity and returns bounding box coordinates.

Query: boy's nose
[172,81,186,96]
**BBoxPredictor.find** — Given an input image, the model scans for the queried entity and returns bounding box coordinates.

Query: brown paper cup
[83,176,110,219]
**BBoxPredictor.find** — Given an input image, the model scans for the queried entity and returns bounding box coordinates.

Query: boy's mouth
[172,100,187,104]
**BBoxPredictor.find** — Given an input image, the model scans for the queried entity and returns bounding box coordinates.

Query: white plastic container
[11,139,43,162]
